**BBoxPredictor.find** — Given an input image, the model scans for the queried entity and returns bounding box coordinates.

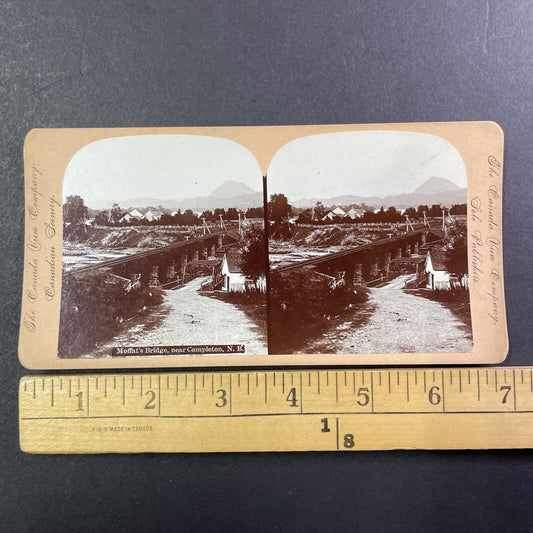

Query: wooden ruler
[20,368,533,453]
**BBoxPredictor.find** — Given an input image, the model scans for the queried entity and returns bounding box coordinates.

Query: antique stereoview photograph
[20,123,507,369]
[267,131,473,355]
[58,135,267,358]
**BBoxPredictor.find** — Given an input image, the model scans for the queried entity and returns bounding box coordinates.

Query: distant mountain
[414,176,461,195]
[121,180,262,211]
[209,180,257,198]
[290,177,466,209]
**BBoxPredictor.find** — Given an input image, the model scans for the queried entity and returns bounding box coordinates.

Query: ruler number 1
[76,391,84,411]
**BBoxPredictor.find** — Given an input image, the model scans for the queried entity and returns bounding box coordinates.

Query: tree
[268,193,291,224]
[109,203,124,225]
[63,195,88,224]
[312,201,327,222]
[445,236,468,276]
[225,208,239,221]
[240,227,267,282]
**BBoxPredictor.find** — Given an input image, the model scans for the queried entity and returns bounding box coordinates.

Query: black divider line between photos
[262,175,273,355]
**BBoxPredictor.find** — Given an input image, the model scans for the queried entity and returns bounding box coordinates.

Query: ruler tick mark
[33,380,36,399]
[362,372,365,386]
[140,377,143,397]
[131,376,134,389]
[513,370,517,412]
[229,374,233,414]
[194,375,197,404]
[282,373,285,394]
[308,373,311,387]
[521,369,524,384]
[60,379,63,391]
[449,370,453,385]
[406,373,410,402]
[51,379,54,407]
[326,372,329,387]
[95,378,98,390]
[24,381,27,392]
[247,374,250,395]
[379,372,382,387]
[114,377,116,390]
[477,370,480,401]
[238,373,241,388]
[495,370,498,392]
[220,374,223,388]
[414,371,417,386]
[264,373,267,403]
[256,373,259,388]
[352,371,356,394]
[291,373,294,386]
[468,370,471,385]
[396,371,399,386]
[211,374,214,395]
[335,372,338,403]
[42,380,45,391]
[167,375,170,389]
[344,371,347,387]
[459,371,462,393]
[69,379,72,398]
[504,370,507,383]
[423,372,427,393]
[104,378,107,398]
[176,375,179,396]
[123,377,126,405]
[317,373,320,395]
[388,372,391,394]
[273,372,276,387]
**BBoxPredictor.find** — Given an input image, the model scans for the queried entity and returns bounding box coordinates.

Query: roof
[427,246,448,271]
[223,249,243,273]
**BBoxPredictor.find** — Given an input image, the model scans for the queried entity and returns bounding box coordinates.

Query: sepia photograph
[267,131,473,355]
[58,135,267,358]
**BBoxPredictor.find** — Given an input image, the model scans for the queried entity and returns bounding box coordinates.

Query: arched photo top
[63,134,263,211]
[266,130,467,205]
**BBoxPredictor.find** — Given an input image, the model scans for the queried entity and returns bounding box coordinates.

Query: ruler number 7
[500,385,511,404]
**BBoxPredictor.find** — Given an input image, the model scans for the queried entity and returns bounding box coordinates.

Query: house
[142,210,162,222]
[425,247,450,290]
[220,248,266,293]
[221,249,247,292]
[346,208,363,220]
[322,206,346,221]
[119,208,144,224]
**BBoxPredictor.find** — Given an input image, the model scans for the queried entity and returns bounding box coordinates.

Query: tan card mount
[20,122,507,369]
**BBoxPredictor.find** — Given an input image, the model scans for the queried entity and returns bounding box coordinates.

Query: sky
[267,131,467,201]
[63,135,263,209]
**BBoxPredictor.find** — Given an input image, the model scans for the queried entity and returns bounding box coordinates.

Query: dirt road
[310,275,473,354]
[93,276,267,356]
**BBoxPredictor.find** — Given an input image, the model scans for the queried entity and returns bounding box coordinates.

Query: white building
[322,206,346,221]
[425,248,450,290]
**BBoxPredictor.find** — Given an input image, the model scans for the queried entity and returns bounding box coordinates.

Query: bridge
[271,227,444,286]
[65,231,240,289]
